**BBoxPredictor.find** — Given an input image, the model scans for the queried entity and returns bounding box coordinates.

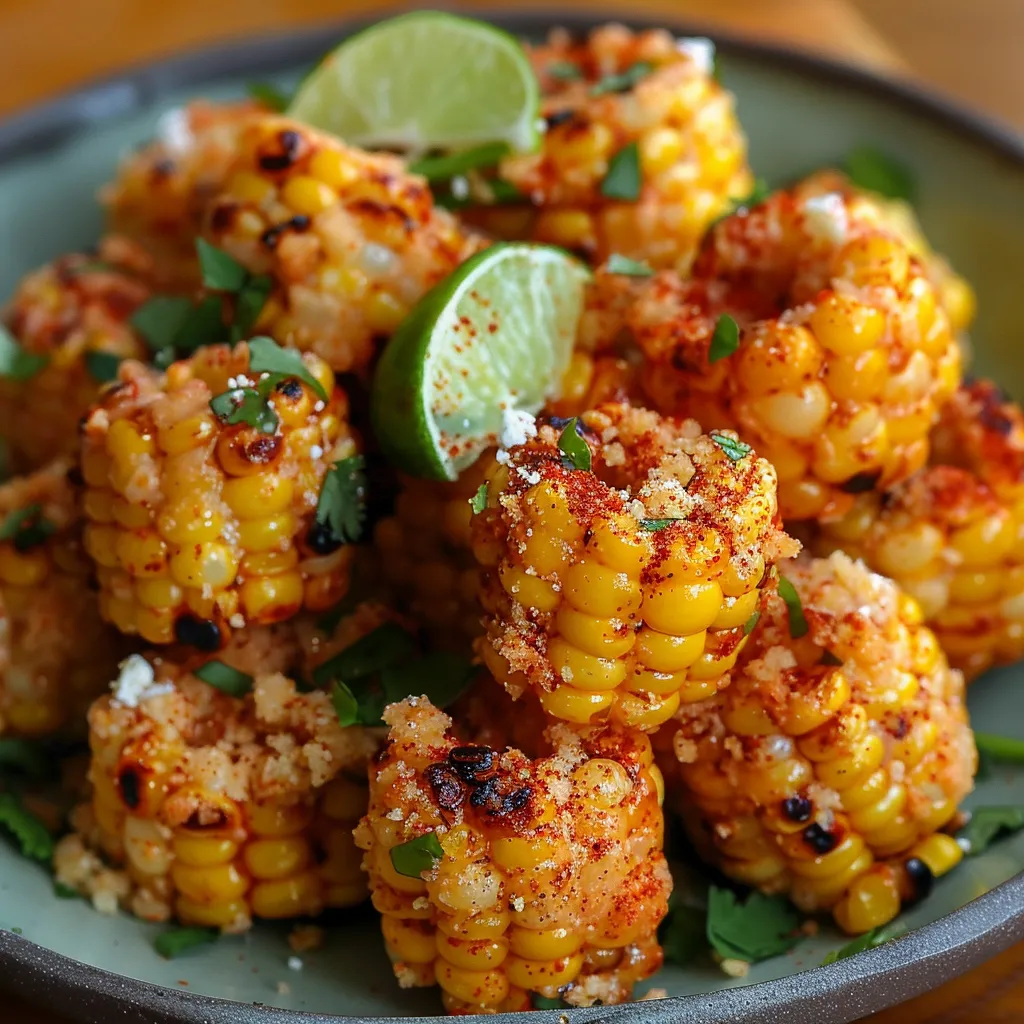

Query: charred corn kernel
[0,239,151,473]
[467,25,752,275]
[79,342,358,643]
[202,113,480,372]
[472,402,795,730]
[356,698,671,1009]
[814,380,1024,679]
[612,176,961,523]
[661,552,976,934]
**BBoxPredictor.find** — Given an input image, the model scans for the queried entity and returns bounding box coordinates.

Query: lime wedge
[372,243,590,481]
[288,11,540,153]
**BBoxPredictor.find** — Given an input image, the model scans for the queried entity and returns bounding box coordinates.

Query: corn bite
[605,182,962,523]
[816,380,1024,679]
[0,237,151,473]
[79,340,360,647]
[471,403,798,731]
[0,458,130,737]
[202,115,481,374]
[465,25,751,275]
[56,608,389,927]
[355,697,670,1012]
[103,100,264,289]
[661,552,975,934]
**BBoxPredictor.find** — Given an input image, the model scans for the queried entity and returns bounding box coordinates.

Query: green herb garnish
[743,610,761,635]
[248,81,292,111]
[312,622,416,689]
[601,142,642,201]
[315,454,367,546]
[706,886,803,963]
[470,483,488,514]
[0,793,54,862]
[0,325,47,381]
[230,276,273,343]
[84,351,123,383]
[974,732,1024,764]
[0,738,50,780]
[708,314,740,363]
[154,926,219,959]
[209,386,279,435]
[131,296,195,352]
[390,832,445,878]
[532,996,569,1010]
[957,806,1024,855]
[193,660,253,698]
[0,503,56,552]
[661,891,707,966]
[380,651,474,712]
[821,650,844,666]
[410,142,510,182]
[640,518,683,531]
[591,61,653,96]
[547,61,583,81]
[821,924,903,965]
[777,576,809,639]
[558,417,592,472]
[842,146,915,202]
[54,881,82,900]
[331,681,361,727]
[197,239,249,292]
[709,432,752,462]
[606,253,654,277]
[247,336,328,400]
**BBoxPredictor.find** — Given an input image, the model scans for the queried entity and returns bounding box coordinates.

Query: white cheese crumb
[156,107,193,154]
[229,613,245,629]
[719,958,751,978]
[92,890,120,915]
[359,243,398,275]
[500,407,537,449]
[386,808,405,821]
[451,175,470,200]
[111,654,174,708]
[313,400,325,412]
[276,981,291,995]
[287,956,303,971]
[510,896,526,913]
[677,37,716,76]
[310,444,324,460]
[802,192,848,246]
[516,466,542,485]
[412,896,431,911]
[495,448,511,465]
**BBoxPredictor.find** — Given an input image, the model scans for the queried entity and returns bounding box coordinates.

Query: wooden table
[1,0,1021,1021]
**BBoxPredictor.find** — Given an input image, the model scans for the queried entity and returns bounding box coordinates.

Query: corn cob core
[464,25,750,276]
[203,115,481,373]
[102,100,264,289]
[60,612,385,928]
[0,458,130,737]
[817,381,1024,679]
[612,184,962,523]
[354,697,670,1013]
[0,237,151,473]
[661,551,975,935]
[79,341,358,647]
[471,403,797,732]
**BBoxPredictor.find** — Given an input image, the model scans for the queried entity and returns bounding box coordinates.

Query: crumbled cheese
[677,37,716,76]
[500,407,537,449]
[287,956,303,971]
[516,466,542,485]
[451,175,470,200]
[719,958,750,978]
[359,243,398,275]
[495,448,511,465]
[802,193,848,246]
[510,896,526,912]
[111,655,174,708]
[412,896,431,911]
[229,613,245,629]
[156,107,193,153]
[386,808,405,821]
[309,444,324,460]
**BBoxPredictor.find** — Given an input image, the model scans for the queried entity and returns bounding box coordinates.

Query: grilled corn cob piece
[0,237,151,473]
[56,607,389,927]
[471,403,798,731]
[355,697,670,1012]
[816,380,1024,679]
[79,340,359,647]
[606,182,962,523]
[661,552,975,934]
[203,115,481,374]
[0,459,130,737]
[465,25,751,275]
[103,100,264,289]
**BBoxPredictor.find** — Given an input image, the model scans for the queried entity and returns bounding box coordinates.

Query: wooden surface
[1,0,1022,1021]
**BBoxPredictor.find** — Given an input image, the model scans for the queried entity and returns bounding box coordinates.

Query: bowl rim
[1,8,1023,1024]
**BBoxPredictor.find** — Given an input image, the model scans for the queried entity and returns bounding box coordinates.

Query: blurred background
[0,0,1022,131]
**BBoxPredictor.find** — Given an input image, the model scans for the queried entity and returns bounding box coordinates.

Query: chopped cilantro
[0,325,47,381]
[974,732,1024,765]
[315,455,367,546]
[558,417,592,472]
[957,806,1024,855]
[0,793,53,862]
[209,386,279,435]
[709,432,752,462]
[640,518,683,531]
[230,275,273,343]
[247,336,328,400]
[312,622,416,690]
[821,924,903,965]
[706,886,803,963]
[331,681,361,727]
[606,253,654,277]
[777,575,809,639]
[0,738,50,780]
[409,142,510,182]
[154,926,219,959]
[0,503,56,552]
[532,996,569,1010]
[843,146,915,201]
[390,832,444,878]
[708,314,740,363]
[197,239,249,292]
[380,651,474,710]
[601,142,642,201]
[743,610,761,635]
[821,650,844,666]
[470,483,488,514]
[54,881,82,900]
[247,81,292,111]
[193,660,253,698]
[591,61,653,96]
[661,891,707,966]
[84,351,123,383]
[131,296,195,352]
[179,295,229,352]
[547,61,582,81]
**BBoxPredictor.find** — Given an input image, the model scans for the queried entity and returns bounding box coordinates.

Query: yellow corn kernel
[308,148,358,191]
[639,128,685,176]
[535,209,596,250]
[107,418,156,460]
[587,514,651,575]
[437,933,510,971]
[909,833,963,877]
[547,638,627,691]
[84,523,121,569]
[168,541,239,588]
[435,961,510,1007]
[171,861,249,903]
[570,759,632,808]
[176,896,249,929]
[240,571,305,621]
[244,837,311,880]
[505,952,584,991]
[563,559,642,617]
[83,489,115,523]
[115,530,169,578]
[808,294,886,356]
[250,870,323,918]
[111,495,154,528]
[634,627,705,672]
[0,546,49,587]
[556,606,636,658]
[173,835,239,867]
[538,685,615,724]
[832,866,900,935]
[241,548,300,577]
[235,512,298,553]
[498,563,560,613]
[837,235,910,290]
[365,291,408,335]
[82,446,112,487]
[227,170,276,204]
[282,175,337,216]
[248,801,312,837]
[381,916,437,963]
[157,414,218,456]
[508,927,582,961]
[711,589,760,630]
[157,502,224,544]
[612,689,680,730]
[135,578,184,611]
[436,910,511,941]
[642,579,723,635]
[221,473,295,518]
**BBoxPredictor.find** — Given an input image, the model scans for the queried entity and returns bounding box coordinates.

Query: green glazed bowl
[0,11,1022,1024]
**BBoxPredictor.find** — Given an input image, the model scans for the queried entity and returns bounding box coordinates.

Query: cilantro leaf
[821,650,844,666]
[547,61,582,81]
[209,387,278,435]
[193,660,253,697]
[381,651,474,710]
[312,621,416,689]
[410,142,510,183]
[0,504,42,541]
[821,923,903,965]
[130,296,196,352]
[0,738,50,780]
[154,926,219,959]
[558,417,592,472]
[606,253,654,277]
[743,610,760,635]
[0,325,47,381]
[533,996,569,1010]
[590,61,653,96]
[706,886,803,963]
[661,898,707,966]
[0,504,56,552]
[178,295,229,352]
[843,146,915,201]
[640,518,683,531]
[196,239,248,292]
[315,455,367,546]
[708,314,740,363]
[0,793,54,862]
[709,432,752,462]
[470,483,488,514]
[390,832,444,878]
[957,805,1024,855]
[331,681,361,727]
[84,351,123,383]
[230,275,273,343]
[601,142,642,201]
[248,81,292,111]
[777,576,809,639]
[247,336,328,401]
[54,881,83,899]
[974,732,1024,765]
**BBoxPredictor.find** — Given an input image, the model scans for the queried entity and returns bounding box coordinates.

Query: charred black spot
[66,466,85,487]
[209,202,239,234]
[840,471,882,494]
[306,522,343,555]
[891,714,910,739]
[151,158,176,179]
[259,129,302,171]
[275,377,304,400]
[782,796,813,823]
[260,214,311,249]
[496,787,531,815]
[469,778,498,810]
[174,614,222,652]
[448,746,494,783]
[979,407,1014,436]
[425,763,466,812]
[546,416,573,430]
[118,767,141,810]
[904,857,934,902]
[238,434,281,466]
[803,822,838,854]
[544,109,577,130]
